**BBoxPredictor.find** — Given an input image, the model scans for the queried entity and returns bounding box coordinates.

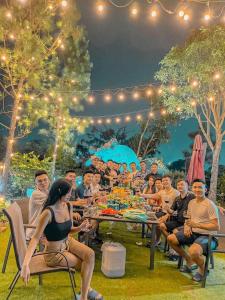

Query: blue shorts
[175,229,218,255]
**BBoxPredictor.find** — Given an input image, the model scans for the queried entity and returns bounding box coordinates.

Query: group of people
[20,155,222,300]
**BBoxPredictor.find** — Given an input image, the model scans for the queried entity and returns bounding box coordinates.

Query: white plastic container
[101,242,126,278]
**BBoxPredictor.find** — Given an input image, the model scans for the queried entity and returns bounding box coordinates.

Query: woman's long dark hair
[43,179,71,209]
[146,176,156,193]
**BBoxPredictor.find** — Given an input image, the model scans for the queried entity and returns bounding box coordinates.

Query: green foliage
[7,152,51,199]
[155,24,225,115]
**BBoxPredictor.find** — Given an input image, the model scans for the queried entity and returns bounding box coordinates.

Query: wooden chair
[3,202,77,299]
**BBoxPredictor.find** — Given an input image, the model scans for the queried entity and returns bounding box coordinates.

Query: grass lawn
[1,222,225,300]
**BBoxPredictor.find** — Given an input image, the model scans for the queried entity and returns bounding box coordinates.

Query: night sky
[76,0,225,165]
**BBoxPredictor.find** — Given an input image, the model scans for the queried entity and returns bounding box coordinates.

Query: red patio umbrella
[186,134,205,184]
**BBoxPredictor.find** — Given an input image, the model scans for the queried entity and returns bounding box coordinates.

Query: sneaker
[192,271,209,282]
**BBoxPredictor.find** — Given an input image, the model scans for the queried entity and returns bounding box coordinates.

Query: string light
[44,96,49,102]
[9,34,15,40]
[146,88,153,97]
[132,91,140,100]
[97,119,102,124]
[183,14,190,21]
[58,97,63,102]
[170,85,176,92]
[90,119,94,124]
[106,118,111,124]
[208,96,214,102]
[214,72,221,80]
[176,107,181,112]
[1,55,7,61]
[61,0,68,8]
[73,96,78,103]
[118,92,125,101]
[5,11,12,19]
[125,115,131,122]
[130,4,139,18]
[136,114,142,120]
[149,112,154,117]
[178,10,185,18]
[104,93,112,102]
[191,100,197,107]
[115,117,121,123]
[161,109,167,115]
[96,1,105,15]
[87,95,95,103]
[191,80,199,88]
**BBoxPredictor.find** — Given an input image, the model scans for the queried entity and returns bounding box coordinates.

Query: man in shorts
[167,179,219,282]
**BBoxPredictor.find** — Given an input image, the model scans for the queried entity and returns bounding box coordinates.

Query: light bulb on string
[136,114,142,121]
[125,115,131,122]
[118,91,125,102]
[208,96,214,102]
[58,97,63,102]
[130,4,139,19]
[191,99,197,107]
[104,93,112,102]
[176,107,181,112]
[16,116,20,120]
[158,87,163,95]
[115,117,121,123]
[191,80,199,88]
[9,34,15,40]
[149,111,154,117]
[183,14,190,21]
[48,4,54,10]
[90,119,94,124]
[213,72,221,80]
[1,55,7,62]
[106,118,111,124]
[146,88,153,97]
[96,1,106,15]
[5,11,12,19]
[18,106,22,111]
[97,119,102,124]
[161,109,167,115]
[132,91,140,100]
[170,85,176,93]
[73,96,78,103]
[87,95,95,103]
[178,10,185,18]
[61,1,68,8]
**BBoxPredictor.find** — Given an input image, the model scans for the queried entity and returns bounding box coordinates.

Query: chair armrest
[24,224,36,229]
[32,251,73,271]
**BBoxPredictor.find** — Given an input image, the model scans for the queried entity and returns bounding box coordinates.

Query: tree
[0,1,91,194]
[127,112,178,158]
[7,152,51,199]
[155,25,225,201]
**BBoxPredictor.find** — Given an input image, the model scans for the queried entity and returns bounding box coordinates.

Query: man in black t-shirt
[159,179,195,237]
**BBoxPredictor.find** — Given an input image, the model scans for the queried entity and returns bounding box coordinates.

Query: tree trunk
[1,99,19,196]
[51,120,60,180]
[208,138,222,202]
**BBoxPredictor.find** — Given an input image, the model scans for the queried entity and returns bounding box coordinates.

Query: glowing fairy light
[125,115,131,122]
[191,80,198,88]
[204,13,211,21]
[5,11,12,19]
[158,87,163,95]
[170,85,176,92]
[88,95,95,103]
[176,107,181,112]
[132,91,140,100]
[1,55,7,61]
[191,100,196,106]
[104,93,112,102]
[115,117,121,123]
[136,114,142,120]
[161,109,167,115]
[97,119,102,124]
[208,96,214,102]
[58,97,63,102]
[149,112,154,117]
[44,96,49,102]
[73,96,78,103]
[90,119,94,124]
[118,92,125,101]
[106,118,111,124]
[214,72,221,80]
[61,1,68,8]
[183,14,190,21]
[178,10,185,18]
[146,88,153,97]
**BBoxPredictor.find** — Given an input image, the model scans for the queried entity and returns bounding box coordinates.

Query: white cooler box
[101,242,126,278]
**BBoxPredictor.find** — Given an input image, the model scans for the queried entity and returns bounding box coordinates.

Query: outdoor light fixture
[88,95,95,103]
[132,91,140,100]
[104,93,112,102]
[106,118,111,124]
[149,112,154,117]
[146,88,153,97]
[73,96,78,103]
[118,92,125,101]
[125,116,131,122]
[115,117,121,123]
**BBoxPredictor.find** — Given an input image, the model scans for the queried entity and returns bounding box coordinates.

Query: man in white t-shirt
[26,170,49,241]
[167,179,219,282]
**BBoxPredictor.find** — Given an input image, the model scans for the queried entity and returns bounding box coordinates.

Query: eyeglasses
[36,178,48,183]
